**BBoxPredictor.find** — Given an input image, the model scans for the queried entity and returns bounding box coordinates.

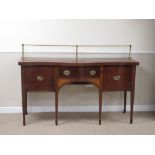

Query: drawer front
[59,67,100,79]
[103,66,132,91]
[22,66,55,91]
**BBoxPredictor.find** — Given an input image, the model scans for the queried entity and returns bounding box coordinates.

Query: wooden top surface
[18,57,139,66]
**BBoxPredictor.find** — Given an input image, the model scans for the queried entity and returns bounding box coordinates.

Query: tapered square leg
[123,91,127,113]
[22,90,27,126]
[25,92,28,115]
[130,91,134,124]
[55,91,58,126]
[130,66,136,124]
[99,90,102,125]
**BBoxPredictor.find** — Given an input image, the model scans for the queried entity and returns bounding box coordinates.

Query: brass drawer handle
[36,76,44,82]
[90,70,96,76]
[63,70,70,76]
[113,75,120,81]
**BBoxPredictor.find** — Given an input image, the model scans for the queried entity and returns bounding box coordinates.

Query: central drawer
[59,67,100,79]
[22,66,55,91]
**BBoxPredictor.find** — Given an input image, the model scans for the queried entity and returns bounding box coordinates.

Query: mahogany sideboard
[18,57,139,126]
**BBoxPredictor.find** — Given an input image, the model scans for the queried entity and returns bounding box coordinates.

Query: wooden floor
[0,112,155,135]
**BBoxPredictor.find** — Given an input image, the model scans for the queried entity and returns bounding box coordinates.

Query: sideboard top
[18,57,139,66]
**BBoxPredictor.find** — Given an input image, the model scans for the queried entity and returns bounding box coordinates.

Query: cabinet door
[22,66,55,91]
[103,66,132,91]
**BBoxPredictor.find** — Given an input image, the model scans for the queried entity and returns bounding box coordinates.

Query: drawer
[103,66,132,91]
[59,67,100,79]
[22,66,55,91]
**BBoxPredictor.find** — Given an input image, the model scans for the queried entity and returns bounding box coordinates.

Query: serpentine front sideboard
[18,56,139,126]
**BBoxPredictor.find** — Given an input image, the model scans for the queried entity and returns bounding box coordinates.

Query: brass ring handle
[63,70,70,76]
[36,76,44,82]
[90,70,96,76]
[113,75,120,81]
